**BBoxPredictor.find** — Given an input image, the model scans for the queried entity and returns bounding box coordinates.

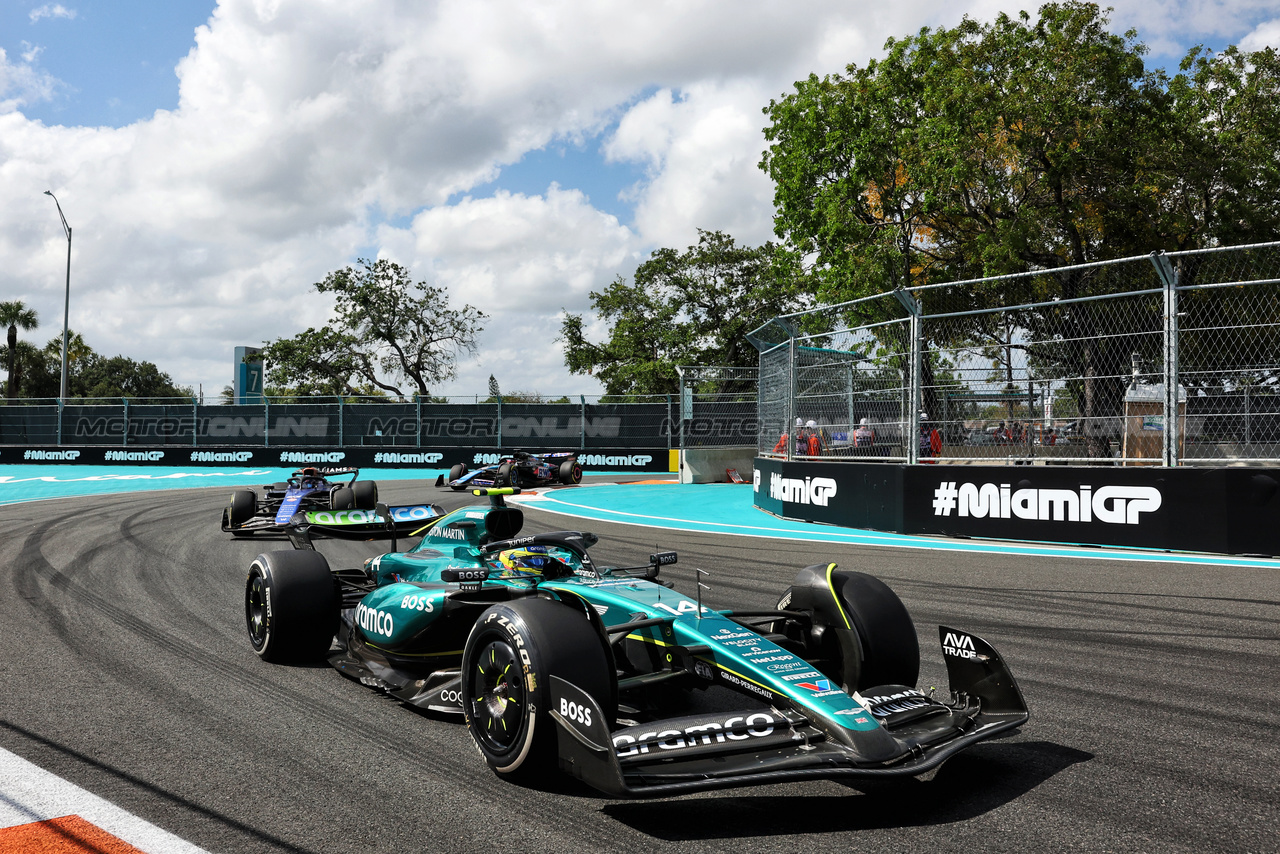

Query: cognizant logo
[932,481,1162,525]
[769,472,838,506]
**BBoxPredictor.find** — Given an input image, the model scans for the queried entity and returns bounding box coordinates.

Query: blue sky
[2,2,214,126]
[2,1,1277,398]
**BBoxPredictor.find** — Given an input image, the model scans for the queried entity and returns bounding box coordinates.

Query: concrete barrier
[680,446,757,484]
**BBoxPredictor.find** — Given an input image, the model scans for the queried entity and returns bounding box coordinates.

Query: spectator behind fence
[802,420,824,456]
[853,418,875,448]
[773,417,804,454]
[919,416,941,462]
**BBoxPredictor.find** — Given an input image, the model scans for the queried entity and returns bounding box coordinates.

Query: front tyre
[245,550,338,664]
[462,598,614,784]
[228,489,257,526]
[448,463,467,483]
[497,462,518,488]
[775,567,919,692]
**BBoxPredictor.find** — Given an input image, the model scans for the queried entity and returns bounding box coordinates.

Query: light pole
[44,190,71,401]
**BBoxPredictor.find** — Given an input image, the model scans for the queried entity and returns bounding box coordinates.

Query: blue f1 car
[222,467,381,536]
[438,450,582,490]
[244,487,1029,797]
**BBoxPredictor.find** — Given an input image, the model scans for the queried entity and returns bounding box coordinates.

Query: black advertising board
[0,401,759,449]
[752,457,904,532]
[5,446,670,473]
[902,464,1221,552]
[754,458,1280,557]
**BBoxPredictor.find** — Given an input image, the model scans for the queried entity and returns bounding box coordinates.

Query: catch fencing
[0,392,757,452]
[751,241,1280,466]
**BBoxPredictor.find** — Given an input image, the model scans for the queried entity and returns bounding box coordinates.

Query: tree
[2,331,191,400]
[560,231,803,397]
[260,259,486,399]
[74,354,192,400]
[759,2,1280,451]
[1,301,39,401]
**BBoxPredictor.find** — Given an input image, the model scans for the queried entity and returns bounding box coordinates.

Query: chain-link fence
[675,366,759,449]
[752,241,1280,466]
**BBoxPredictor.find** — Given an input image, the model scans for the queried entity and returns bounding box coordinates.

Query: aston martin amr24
[244,488,1028,797]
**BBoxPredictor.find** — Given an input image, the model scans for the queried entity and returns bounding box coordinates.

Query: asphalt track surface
[1,476,1277,853]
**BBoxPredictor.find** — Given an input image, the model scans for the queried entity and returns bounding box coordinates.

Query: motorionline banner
[0,401,758,448]
[753,457,1280,556]
[6,446,670,472]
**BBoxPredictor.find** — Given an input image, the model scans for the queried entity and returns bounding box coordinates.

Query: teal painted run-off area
[1,465,1274,569]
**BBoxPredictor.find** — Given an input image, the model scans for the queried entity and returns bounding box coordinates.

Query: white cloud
[606,83,779,248]
[29,4,77,23]
[1240,19,1280,51]
[0,47,60,109]
[3,0,1277,399]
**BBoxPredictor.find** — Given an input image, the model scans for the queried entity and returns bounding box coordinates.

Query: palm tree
[0,301,39,401]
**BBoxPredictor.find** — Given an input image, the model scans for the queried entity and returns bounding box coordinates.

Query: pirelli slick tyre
[245,550,338,664]
[462,598,614,784]
[775,567,919,692]
[228,489,257,527]
[330,487,355,510]
[352,479,378,510]
[558,460,583,485]
[497,462,518,488]
[448,464,467,483]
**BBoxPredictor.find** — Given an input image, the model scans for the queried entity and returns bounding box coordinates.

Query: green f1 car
[244,488,1028,797]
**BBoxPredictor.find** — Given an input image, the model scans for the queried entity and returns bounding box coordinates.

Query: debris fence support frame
[749,241,1280,467]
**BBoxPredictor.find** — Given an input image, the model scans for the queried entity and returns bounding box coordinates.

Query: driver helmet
[496,546,569,580]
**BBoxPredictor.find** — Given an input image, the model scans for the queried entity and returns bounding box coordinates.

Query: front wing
[548,626,1029,798]
[221,505,289,534]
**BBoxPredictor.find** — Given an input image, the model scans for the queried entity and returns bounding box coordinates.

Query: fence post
[666,394,672,451]
[909,311,922,464]
[846,364,855,441]
[264,396,270,448]
[786,337,796,461]
[894,289,923,464]
[192,396,198,447]
[416,395,422,449]
[338,396,344,448]
[1151,251,1180,467]
[122,398,129,447]
[1244,385,1251,446]
[57,398,63,446]
[579,395,586,450]
[496,395,502,450]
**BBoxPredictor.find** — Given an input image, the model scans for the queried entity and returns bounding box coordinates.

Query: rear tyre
[462,598,614,784]
[352,480,378,510]
[228,489,257,526]
[330,487,355,510]
[775,568,919,691]
[558,460,583,485]
[245,550,338,663]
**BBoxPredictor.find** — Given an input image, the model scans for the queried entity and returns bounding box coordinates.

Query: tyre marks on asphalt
[3,490,626,853]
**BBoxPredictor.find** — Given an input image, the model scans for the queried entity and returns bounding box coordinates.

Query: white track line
[0,747,209,853]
